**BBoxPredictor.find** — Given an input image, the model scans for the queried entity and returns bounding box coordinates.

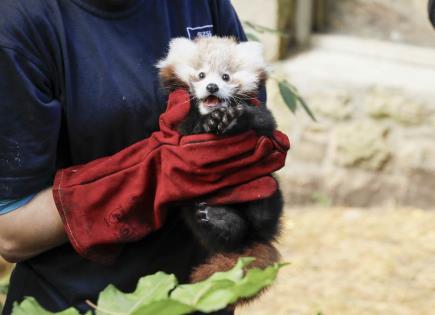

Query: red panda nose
[206,83,219,94]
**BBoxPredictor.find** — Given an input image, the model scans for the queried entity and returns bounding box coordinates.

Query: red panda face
[157,36,268,115]
[191,67,235,114]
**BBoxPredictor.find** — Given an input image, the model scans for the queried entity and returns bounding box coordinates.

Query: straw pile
[237,207,435,315]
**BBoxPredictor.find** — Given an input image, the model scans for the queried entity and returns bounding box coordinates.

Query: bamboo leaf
[276,78,317,122]
[298,95,317,122]
[243,21,289,37]
[278,81,297,113]
[245,32,260,42]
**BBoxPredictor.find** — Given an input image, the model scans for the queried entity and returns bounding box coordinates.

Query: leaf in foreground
[95,272,177,315]
[11,258,285,315]
[11,298,86,315]
[171,257,283,313]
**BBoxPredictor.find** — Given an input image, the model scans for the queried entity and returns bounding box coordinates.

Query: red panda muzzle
[204,95,222,107]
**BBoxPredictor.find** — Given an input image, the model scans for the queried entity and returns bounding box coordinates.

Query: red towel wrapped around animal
[53,89,290,263]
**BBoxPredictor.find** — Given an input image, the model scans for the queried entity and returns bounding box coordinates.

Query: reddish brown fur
[190,243,280,309]
[190,242,280,282]
[159,65,189,91]
[257,69,268,85]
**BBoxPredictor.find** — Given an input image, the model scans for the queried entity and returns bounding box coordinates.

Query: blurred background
[233,0,435,314]
[2,1,435,314]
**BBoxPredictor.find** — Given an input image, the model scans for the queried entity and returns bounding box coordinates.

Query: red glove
[53,89,290,263]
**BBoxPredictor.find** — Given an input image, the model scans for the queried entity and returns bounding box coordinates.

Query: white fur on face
[157,37,268,115]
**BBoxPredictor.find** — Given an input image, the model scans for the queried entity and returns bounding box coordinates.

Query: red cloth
[53,89,290,263]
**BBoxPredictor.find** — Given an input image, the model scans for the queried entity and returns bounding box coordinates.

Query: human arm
[0,188,67,263]
[0,18,64,261]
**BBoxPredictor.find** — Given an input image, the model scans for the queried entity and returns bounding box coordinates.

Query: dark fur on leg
[241,189,283,243]
[181,188,282,253]
[181,203,248,252]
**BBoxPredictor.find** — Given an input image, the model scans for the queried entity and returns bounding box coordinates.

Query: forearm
[0,188,67,263]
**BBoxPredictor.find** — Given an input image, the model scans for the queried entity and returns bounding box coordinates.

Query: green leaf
[0,283,8,295]
[207,257,255,282]
[131,300,194,315]
[171,257,283,313]
[170,257,253,308]
[11,298,84,315]
[243,21,289,37]
[278,81,297,113]
[172,280,234,313]
[276,78,317,122]
[298,95,317,122]
[11,258,286,315]
[231,263,288,299]
[95,272,177,315]
[245,32,260,42]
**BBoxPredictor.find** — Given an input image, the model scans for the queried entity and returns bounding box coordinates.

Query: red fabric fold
[53,89,290,263]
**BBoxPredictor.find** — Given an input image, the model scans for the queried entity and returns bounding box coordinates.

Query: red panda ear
[158,64,189,92]
[236,41,264,62]
[157,37,197,91]
[236,42,269,84]
[257,69,269,85]
[156,37,197,70]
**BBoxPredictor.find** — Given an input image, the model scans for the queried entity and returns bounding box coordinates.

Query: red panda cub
[157,37,283,287]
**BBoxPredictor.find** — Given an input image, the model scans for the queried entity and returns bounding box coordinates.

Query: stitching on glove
[56,169,83,254]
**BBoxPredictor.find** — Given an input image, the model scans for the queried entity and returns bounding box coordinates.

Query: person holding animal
[0,1,288,314]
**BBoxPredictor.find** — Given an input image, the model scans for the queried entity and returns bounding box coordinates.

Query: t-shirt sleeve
[213,0,247,41]
[0,194,36,215]
[0,45,61,199]
[214,0,267,103]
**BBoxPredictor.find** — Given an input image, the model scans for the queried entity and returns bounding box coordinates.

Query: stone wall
[326,0,435,48]
[268,81,435,209]
[231,0,294,61]
[231,0,435,209]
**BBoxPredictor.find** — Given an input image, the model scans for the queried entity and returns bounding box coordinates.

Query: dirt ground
[2,207,435,315]
[237,207,435,315]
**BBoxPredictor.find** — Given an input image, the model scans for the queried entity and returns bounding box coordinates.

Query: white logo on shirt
[186,25,214,39]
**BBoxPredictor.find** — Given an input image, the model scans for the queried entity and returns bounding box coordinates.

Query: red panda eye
[222,74,230,81]
[198,72,206,79]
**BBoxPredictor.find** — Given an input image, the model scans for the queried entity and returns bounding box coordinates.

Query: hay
[237,207,435,315]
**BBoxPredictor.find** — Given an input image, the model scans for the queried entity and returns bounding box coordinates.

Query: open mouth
[202,95,223,108]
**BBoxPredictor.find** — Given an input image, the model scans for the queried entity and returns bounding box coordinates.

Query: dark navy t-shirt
[0,0,246,313]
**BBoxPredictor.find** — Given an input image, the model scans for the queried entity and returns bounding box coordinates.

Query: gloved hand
[53,89,290,263]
